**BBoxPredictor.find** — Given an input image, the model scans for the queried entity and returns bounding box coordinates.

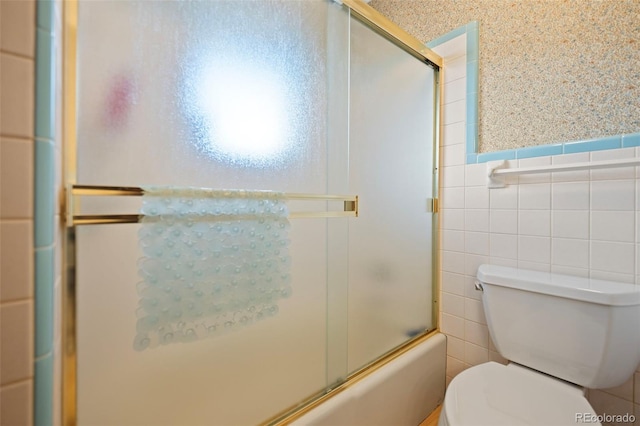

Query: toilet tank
[476,264,640,389]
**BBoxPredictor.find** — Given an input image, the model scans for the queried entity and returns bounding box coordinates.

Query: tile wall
[1,1,37,424]
[433,33,640,425]
[1,1,59,424]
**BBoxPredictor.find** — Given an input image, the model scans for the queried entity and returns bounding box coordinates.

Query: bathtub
[291,333,446,426]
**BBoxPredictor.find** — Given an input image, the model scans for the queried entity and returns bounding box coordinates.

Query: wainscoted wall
[431,33,640,425]
[370,0,640,154]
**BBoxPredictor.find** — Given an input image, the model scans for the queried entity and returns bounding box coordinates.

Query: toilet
[439,264,640,426]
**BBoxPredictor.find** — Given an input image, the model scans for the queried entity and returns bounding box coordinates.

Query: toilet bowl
[439,265,640,426]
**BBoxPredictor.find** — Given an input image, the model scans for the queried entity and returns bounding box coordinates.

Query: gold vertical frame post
[432,65,443,332]
[62,1,78,425]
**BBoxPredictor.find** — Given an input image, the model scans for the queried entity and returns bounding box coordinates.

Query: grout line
[0,298,34,306]
[0,49,35,61]
[0,377,34,388]
[0,132,35,140]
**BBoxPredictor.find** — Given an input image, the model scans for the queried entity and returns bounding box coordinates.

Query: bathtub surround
[430,28,640,425]
[370,0,640,154]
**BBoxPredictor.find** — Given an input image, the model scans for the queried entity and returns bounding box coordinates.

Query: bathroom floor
[420,405,441,426]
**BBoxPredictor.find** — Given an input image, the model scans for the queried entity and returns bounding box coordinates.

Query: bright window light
[194,59,291,164]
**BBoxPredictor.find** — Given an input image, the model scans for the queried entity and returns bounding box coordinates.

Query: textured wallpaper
[369,0,640,153]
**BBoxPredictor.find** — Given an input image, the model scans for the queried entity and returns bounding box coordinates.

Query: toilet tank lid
[477,264,640,306]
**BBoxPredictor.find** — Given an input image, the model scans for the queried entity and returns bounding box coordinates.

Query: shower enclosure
[63,0,441,424]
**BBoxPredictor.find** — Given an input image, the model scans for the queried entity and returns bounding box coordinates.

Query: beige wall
[0,1,36,424]
[370,0,640,153]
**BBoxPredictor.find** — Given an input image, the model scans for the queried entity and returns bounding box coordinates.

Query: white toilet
[439,264,640,426]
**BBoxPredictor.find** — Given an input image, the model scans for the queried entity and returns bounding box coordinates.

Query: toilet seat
[441,362,599,426]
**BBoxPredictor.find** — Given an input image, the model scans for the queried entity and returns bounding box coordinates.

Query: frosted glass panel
[347,18,436,372]
[76,220,328,425]
[75,1,349,424]
[77,0,332,192]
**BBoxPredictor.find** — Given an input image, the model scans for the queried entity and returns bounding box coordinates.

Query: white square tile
[441,272,465,296]
[465,254,489,277]
[517,260,551,272]
[0,1,35,57]
[591,211,635,243]
[591,241,635,274]
[490,233,518,260]
[552,238,589,269]
[464,275,483,301]
[445,356,466,379]
[465,209,489,232]
[489,257,518,268]
[465,163,486,187]
[590,148,636,181]
[490,209,518,234]
[443,54,466,82]
[444,77,466,104]
[0,138,33,218]
[465,186,489,209]
[590,270,634,284]
[464,342,489,366]
[551,152,590,182]
[442,187,465,209]
[0,53,34,138]
[443,143,465,167]
[0,221,33,302]
[465,232,489,256]
[591,180,635,211]
[441,313,465,339]
[442,250,465,274]
[443,230,465,252]
[442,165,465,188]
[443,99,465,126]
[446,335,465,360]
[518,156,551,184]
[441,208,464,231]
[441,292,465,317]
[519,183,551,210]
[552,182,590,210]
[0,380,33,426]
[464,298,486,324]
[442,122,465,147]
[464,320,488,348]
[552,210,589,239]
[551,265,589,278]
[490,185,518,209]
[0,301,34,385]
[519,210,551,236]
[518,236,551,264]
[432,34,466,63]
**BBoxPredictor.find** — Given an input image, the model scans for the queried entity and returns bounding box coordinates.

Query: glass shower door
[347,17,437,373]
[73,1,350,425]
[69,1,438,424]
